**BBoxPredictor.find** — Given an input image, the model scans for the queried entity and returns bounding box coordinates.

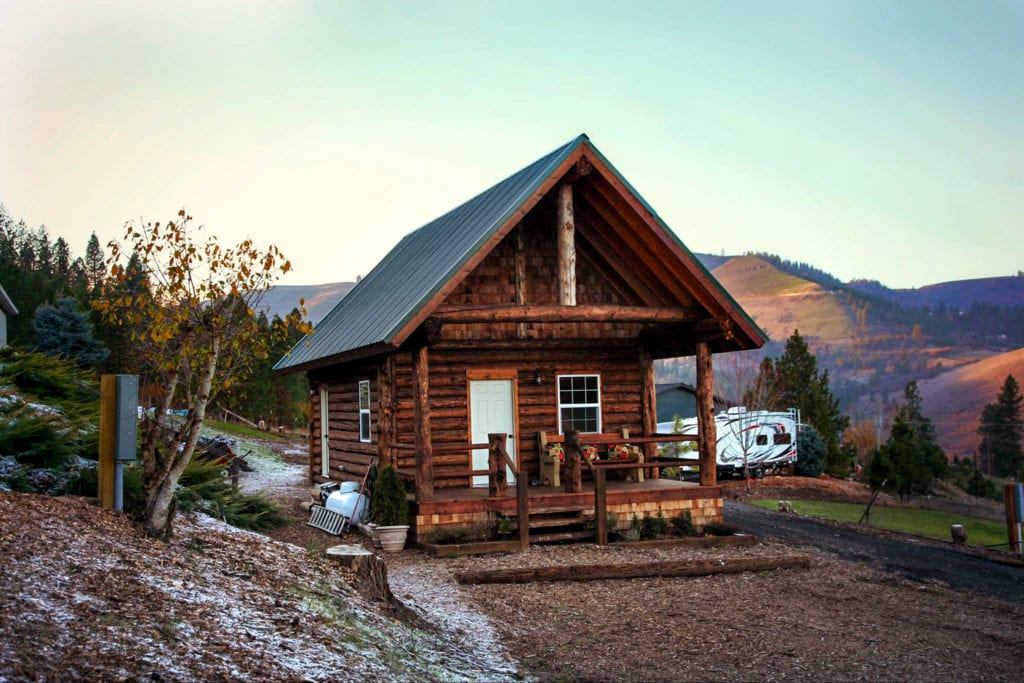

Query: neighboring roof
[0,283,17,316]
[276,134,766,373]
[656,382,697,395]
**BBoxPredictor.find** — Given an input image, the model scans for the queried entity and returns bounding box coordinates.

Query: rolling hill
[849,275,1024,311]
[710,255,857,342]
[258,281,355,324]
[918,347,1024,458]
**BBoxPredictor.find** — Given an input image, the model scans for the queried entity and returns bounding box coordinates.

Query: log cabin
[274,134,767,544]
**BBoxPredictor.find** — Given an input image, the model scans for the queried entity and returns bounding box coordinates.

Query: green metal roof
[274,135,587,372]
[275,133,767,373]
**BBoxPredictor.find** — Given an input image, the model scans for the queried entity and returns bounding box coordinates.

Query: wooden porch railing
[391,429,701,549]
[560,430,701,545]
[389,434,530,550]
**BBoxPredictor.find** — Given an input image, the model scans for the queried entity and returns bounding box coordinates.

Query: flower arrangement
[582,445,598,461]
[610,443,632,459]
[547,443,565,462]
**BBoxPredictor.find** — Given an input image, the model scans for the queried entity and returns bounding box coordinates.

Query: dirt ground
[388,542,1024,682]
[5,435,1023,682]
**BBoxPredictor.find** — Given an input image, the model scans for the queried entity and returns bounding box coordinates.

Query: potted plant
[370,464,409,552]
[496,515,514,540]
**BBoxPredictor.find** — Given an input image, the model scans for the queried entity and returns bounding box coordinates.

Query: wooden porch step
[530,530,595,544]
[527,505,594,516]
[524,516,589,530]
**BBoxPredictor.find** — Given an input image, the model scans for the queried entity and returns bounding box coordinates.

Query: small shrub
[605,510,619,531]
[671,510,697,537]
[640,511,668,539]
[621,513,642,541]
[370,464,408,526]
[795,426,826,477]
[429,524,491,544]
[703,521,739,536]
[176,458,291,531]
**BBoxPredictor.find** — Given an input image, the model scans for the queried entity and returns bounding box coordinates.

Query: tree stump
[950,524,968,545]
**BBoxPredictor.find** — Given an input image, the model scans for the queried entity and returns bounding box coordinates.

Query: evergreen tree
[978,374,1023,479]
[53,237,72,284]
[33,297,109,366]
[756,330,850,475]
[84,232,105,291]
[870,381,947,499]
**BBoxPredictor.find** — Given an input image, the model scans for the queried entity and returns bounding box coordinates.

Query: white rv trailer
[657,407,800,477]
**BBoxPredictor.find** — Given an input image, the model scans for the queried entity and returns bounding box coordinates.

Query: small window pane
[360,413,371,441]
[756,435,768,446]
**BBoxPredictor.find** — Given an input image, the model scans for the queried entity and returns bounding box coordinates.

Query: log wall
[388,342,645,487]
[309,360,380,484]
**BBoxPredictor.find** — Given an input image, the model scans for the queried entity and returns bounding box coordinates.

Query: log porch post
[563,429,583,493]
[515,224,527,339]
[377,355,396,467]
[412,346,434,501]
[696,341,717,487]
[557,183,577,306]
[639,346,659,479]
[487,433,509,498]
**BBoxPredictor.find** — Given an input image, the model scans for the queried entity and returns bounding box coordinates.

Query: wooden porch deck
[409,477,723,542]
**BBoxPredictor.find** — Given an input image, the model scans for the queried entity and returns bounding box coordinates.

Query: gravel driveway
[725,501,1024,603]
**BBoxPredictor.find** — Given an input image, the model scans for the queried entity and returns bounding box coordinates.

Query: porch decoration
[547,443,565,462]
[582,445,598,461]
[610,443,633,459]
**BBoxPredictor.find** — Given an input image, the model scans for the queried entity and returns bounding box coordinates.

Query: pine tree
[871,381,947,499]
[84,232,105,291]
[33,297,109,366]
[978,374,1023,479]
[757,330,850,475]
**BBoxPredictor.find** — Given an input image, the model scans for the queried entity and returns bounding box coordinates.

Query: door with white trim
[470,380,516,487]
[320,387,330,477]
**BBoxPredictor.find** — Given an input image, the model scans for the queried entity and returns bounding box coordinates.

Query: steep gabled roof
[276,135,766,373]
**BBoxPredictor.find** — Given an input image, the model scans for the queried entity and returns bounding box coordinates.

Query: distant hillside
[918,347,1024,458]
[849,276,1024,311]
[710,255,856,341]
[694,253,731,272]
[260,281,354,323]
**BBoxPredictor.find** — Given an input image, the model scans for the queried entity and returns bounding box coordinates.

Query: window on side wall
[557,374,601,434]
[358,380,371,443]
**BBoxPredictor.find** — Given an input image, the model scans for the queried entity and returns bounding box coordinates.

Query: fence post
[488,433,508,498]
[517,475,530,549]
[595,467,607,545]
[564,430,583,493]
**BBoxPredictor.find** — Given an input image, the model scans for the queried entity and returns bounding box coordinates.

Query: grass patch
[203,419,284,441]
[750,499,1009,549]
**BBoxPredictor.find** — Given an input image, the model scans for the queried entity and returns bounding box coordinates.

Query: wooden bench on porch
[537,429,645,487]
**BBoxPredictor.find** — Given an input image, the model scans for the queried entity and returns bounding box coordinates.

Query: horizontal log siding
[308,362,379,484]
[392,343,643,488]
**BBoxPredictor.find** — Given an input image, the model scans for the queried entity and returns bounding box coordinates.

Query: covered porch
[396,427,723,545]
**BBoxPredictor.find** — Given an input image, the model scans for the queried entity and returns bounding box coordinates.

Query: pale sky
[1,1,1021,289]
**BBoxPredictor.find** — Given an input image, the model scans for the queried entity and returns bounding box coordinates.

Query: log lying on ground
[454,555,812,585]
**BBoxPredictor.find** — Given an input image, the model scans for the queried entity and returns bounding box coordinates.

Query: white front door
[470,380,516,487]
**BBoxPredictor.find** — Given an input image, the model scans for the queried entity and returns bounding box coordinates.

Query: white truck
[657,407,800,478]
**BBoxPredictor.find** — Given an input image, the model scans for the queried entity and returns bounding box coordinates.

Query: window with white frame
[358,380,371,442]
[557,374,601,434]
